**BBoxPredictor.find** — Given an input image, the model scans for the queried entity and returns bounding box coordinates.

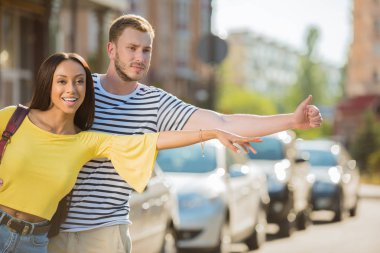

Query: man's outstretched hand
[293,95,323,129]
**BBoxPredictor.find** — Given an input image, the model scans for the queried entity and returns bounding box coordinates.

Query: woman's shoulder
[0,105,17,118]
[0,105,18,130]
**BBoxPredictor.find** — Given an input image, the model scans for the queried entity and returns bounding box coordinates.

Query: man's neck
[100,73,138,96]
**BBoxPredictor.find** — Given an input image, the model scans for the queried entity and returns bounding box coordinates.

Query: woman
[0,52,259,253]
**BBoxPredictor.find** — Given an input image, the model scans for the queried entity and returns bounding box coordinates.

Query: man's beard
[115,56,135,82]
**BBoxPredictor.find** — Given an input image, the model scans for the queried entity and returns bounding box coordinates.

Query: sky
[212,0,352,67]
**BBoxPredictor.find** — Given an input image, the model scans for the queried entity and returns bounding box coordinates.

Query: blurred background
[1,0,380,252]
[1,0,379,183]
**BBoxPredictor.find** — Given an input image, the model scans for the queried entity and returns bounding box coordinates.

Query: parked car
[246,131,313,237]
[129,167,175,253]
[295,139,360,222]
[156,140,269,253]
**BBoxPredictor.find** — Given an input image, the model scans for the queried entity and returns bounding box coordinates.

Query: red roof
[337,95,380,113]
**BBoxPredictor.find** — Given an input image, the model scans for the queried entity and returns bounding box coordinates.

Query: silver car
[156,140,269,252]
[129,167,175,253]
[296,139,360,221]
[247,131,313,237]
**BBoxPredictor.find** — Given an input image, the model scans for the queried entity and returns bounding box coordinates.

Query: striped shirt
[61,74,197,232]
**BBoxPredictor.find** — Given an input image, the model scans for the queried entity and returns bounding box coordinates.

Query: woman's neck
[28,109,79,135]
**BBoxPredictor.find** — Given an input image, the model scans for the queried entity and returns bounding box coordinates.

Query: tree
[283,26,326,112]
[216,57,277,115]
[216,84,277,115]
[349,111,380,171]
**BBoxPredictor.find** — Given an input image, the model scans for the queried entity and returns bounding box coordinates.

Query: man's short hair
[109,14,155,43]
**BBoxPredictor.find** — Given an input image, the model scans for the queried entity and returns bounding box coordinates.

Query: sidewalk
[359,184,380,199]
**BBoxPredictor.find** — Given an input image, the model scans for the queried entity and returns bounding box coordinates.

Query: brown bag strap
[0,104,30,163]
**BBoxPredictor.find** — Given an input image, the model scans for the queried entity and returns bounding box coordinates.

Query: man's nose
[134,50,145,62]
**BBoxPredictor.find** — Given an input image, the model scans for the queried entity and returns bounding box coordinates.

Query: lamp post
[197,33,228,109]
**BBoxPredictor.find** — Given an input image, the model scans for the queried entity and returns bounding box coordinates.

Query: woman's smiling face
[50,59,86,115]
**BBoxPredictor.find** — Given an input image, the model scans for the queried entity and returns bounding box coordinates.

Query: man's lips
[130,64,145,71]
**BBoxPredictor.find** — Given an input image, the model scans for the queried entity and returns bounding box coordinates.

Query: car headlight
[274,160,290,182]
[328,167,341,184]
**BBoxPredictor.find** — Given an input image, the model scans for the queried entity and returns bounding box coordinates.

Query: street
[230,184,380,253]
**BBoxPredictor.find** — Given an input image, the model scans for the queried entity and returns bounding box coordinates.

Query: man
[48,14,322,253]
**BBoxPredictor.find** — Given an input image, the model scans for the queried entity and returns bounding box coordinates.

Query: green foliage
[216,84,277,115]
[283,26,327,112]
[295,120,333,140]
[349,111,380,171]
[368,150,380,175]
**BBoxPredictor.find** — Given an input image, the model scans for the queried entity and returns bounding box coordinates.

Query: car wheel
[160,225,177,253]
[245,206,267,250]
[349,202,358,217]
[296,205,312,230]
[332,195,344,222]
[277,210,296,238]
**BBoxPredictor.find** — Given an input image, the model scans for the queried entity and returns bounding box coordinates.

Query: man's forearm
[183,109,294,137]
[183,96,322,136]
[217,113,295,137]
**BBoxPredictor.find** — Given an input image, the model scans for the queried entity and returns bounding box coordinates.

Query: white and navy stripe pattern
[60,74,197,232]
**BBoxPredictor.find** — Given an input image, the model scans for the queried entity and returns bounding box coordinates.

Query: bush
[349,111,380,171]
[368,150,380,175]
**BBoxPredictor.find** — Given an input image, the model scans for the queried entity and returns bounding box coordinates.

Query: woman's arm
[156,129,261,154]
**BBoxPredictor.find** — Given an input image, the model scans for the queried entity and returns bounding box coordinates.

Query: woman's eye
[58,80,66,84]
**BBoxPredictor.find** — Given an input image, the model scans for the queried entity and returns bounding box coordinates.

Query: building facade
[0,0,127,108]
[224,30,342,106]
[346,0,380,96]
[224,31,300,99]
[335,0,380,142]
[0,0,215,108]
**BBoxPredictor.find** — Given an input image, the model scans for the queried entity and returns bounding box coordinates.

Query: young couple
[0,14,322,253]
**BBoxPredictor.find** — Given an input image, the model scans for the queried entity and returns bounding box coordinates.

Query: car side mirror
[295,151,309,163]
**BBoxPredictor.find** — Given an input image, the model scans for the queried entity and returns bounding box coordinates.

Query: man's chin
[128,73,145,81]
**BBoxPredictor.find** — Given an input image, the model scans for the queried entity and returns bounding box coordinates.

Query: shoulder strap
[0,104,30,163]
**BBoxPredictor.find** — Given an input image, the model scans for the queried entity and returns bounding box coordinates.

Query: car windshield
[247,137,284,160]
[302,149,338,167]
[157,145,217,173]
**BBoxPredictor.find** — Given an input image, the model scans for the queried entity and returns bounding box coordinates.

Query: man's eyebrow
[128,43,152,49]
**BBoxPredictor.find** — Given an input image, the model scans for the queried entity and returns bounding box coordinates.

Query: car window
[248,137,285,160]
[302,149,338,167]
[157,144,217,173]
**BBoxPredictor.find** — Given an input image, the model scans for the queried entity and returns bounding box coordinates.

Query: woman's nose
[66,82,77,93]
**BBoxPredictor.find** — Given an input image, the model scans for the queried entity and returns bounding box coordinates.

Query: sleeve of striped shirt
[156,89,198,131]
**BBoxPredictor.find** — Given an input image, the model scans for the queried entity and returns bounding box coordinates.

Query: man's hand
[293,95,323,129]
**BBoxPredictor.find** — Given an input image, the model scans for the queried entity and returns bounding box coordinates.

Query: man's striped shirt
[60,74,197,231]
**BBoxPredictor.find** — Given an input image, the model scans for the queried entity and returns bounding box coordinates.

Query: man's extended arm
[183,95,322,137]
